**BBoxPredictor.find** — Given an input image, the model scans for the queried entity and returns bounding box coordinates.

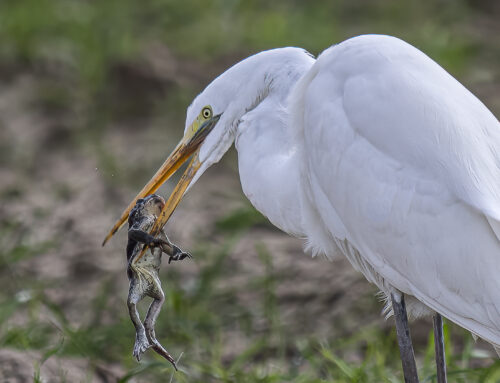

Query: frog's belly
[133,247,162,269]
[129,248,162,297]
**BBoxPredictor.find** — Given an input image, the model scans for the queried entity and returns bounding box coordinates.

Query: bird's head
[101,99,228,246]
[101,73,241,246]
[102,47,313,246]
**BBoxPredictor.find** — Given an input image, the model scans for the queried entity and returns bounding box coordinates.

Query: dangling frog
[126,194,191,369]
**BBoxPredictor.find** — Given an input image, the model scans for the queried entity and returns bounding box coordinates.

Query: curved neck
[235,99,305,236]
[188,48,315,235]
[186,48,315,184]
[229,50,315,236]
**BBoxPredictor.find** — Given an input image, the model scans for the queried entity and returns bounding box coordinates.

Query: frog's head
[128,194,165,225]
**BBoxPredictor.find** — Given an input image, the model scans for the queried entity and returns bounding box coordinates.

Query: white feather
[184,34,500,350]
[294,35,500,346]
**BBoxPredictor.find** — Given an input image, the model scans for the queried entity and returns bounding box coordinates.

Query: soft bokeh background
[1,1,500,382]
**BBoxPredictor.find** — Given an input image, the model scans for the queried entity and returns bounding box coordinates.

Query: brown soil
[1,20,500,378]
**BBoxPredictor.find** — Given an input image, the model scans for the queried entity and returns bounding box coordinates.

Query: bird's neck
[235,97,305,236]
[230,51,317,237]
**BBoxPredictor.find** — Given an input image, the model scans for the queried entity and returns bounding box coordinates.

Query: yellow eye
[202,106,212,119]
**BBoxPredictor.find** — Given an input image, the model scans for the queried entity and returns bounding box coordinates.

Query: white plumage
[292,36,500,347]
[107,34,500,358]
[183,34,500,350]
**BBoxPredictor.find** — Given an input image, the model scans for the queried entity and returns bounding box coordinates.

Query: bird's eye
[202,106,212,119]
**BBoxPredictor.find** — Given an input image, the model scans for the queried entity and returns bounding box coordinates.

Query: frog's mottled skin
[126,194,190,368]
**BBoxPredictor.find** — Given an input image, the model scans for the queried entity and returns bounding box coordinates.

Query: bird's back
[291,34,500,346]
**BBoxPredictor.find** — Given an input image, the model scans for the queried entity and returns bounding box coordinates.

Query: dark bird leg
[433,313,447,383]
[391,292,419,383]
[144,293,178,370]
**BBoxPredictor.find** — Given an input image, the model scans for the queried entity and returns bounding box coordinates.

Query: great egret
[103,35,500,382]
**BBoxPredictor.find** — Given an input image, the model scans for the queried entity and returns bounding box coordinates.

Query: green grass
[0,0,498,381]
[1,217,499,382]
[0,0,482,185]
[0,0,477,132]
[215,205,270,233]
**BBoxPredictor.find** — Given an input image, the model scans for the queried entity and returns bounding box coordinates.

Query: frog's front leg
[168,244,192,264]
[127,282,151,361]
[158,231,192,264]
[128,228,164,248]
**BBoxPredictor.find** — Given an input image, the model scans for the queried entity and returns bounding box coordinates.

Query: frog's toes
[133,333,151,361]
[169,246,193,263]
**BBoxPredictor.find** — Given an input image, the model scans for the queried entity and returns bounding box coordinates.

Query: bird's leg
[391,292,419,383]
[433,313,447,383]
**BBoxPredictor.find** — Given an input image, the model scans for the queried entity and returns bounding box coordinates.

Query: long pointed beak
[102,114,220,246]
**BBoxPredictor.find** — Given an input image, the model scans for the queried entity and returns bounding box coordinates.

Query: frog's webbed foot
[153,343,178,370]
[168,245,192,264]
[145,327,178,370]
[133,330,151,361]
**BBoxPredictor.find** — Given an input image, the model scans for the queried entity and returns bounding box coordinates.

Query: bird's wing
[296,35,500,346]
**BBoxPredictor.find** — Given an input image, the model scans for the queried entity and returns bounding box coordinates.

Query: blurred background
[0,0,499,382]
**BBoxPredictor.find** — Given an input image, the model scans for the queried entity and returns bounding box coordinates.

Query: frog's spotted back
[128,194,165,227]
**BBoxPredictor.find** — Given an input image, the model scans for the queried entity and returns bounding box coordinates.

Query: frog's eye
[201,106,212,119]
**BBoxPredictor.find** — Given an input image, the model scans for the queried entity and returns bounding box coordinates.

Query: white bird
[103,35,500,381]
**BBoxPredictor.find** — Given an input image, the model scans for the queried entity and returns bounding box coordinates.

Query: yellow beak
[102,113,220,246]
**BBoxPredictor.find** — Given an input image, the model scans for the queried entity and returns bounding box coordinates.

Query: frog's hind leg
[144,290,178,370]
[127,283,151,361]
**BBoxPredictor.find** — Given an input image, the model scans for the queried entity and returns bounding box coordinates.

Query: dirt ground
[1,20,500,380]
[1,71,391,381]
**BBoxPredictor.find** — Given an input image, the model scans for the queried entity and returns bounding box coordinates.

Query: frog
[126,194,191,369]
